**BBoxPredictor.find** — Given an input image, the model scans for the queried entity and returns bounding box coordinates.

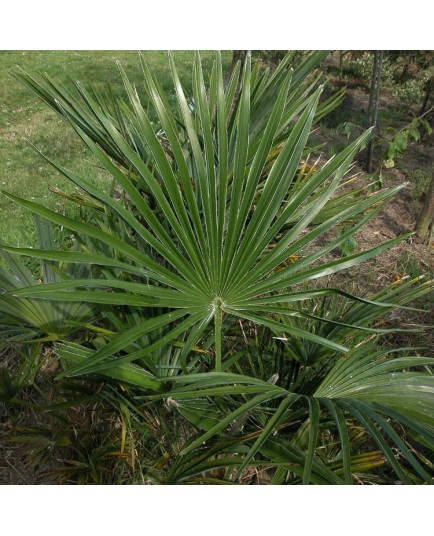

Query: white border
[1,485,431,534]
[1,1,431,49]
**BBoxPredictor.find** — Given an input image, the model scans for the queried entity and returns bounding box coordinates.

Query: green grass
[0,50,231,248]
[378,107,408,124]
[400,252,433,280]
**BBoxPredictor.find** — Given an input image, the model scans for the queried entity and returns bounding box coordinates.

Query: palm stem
[214,301,222,372]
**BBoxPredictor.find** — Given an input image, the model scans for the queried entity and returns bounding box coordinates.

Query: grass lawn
[0,50,231,249]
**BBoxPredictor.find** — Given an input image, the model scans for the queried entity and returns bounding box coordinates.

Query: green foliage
[0,343,42,402]
[0,217,96,341]
[392,78,430,109]
[344,54,374,80]
[254,50,312,68]
[2,51,434,484]
[409,169,433,203]
[343,53,394,86]
[0,51,230,250]
[384,117,433,169]
[341,51,430,104]
[338,225,358,256]
[337,115,433,188]
[399,254,429,280]
[6,380,137,484]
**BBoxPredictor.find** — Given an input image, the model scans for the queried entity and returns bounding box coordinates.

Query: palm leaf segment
[0,218,95,340]
[154,340,434,484]
[3,52,403,376]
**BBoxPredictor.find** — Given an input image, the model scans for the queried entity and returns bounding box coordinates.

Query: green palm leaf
[2,52,403,377]
[4,51,433,484]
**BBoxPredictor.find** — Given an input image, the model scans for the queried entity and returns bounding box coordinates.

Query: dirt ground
[310,83,433,353]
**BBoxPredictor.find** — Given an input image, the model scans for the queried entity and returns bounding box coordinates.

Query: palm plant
[2,51,433,483]
[11,51,345,174]
[0,218,96,342]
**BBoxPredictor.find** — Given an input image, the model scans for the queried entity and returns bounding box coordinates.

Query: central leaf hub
[214,297,223,309]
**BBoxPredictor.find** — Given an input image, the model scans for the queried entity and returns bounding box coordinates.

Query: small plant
[337,114,433,188]
[399,254,429,280]
[408,169,433,203]
[392,77,429,109]
[5,379,137,484]
[343,53,395,87]
[0,217,96,342]
[381,116,433,172]
[0,343,42,402]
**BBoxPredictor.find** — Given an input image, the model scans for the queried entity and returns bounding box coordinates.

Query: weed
[408,169,433,203]
[400,254,426,279]
[392,78,429,109]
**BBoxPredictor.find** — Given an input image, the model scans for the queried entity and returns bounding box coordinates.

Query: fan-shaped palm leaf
[3,51,433,484]
[1,52,406,379]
